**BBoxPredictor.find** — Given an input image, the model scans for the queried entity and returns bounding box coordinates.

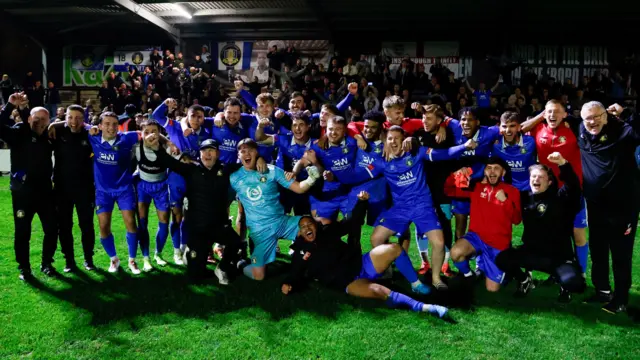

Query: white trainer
[108,257,120,273]
[128,260,141,275]
[174,248,185,265]
[154,254,167,266]
[215,266,229,285]
[143,257,153,272]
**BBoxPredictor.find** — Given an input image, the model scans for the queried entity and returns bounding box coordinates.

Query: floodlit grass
[0,177,638,359]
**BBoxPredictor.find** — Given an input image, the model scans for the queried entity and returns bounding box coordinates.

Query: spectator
[23,71,34,91]
[429,58,448,85]
[364,89,380,112]
[284,44,299,68]
[464,77,500,108]
[174,52,185,68]
[29,80,45,108]
[343,57,358,78]
[571,88,588,111]
[0,74,13,104]
[150,49,162,68]
[414,64,431,93]
[396,60,414,90]
[356,54,371,78]
[44,81,60,116]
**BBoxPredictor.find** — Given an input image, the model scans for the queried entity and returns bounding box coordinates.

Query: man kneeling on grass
[281,191,449,319]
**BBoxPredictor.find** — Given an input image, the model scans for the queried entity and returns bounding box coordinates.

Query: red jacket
[446,181,522,251]
[347,118,423,138]
[529,122,583,187]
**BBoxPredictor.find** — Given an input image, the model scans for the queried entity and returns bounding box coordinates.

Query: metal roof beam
[112,0,179,42]
[169,16,316,24]
[154,8,312,17]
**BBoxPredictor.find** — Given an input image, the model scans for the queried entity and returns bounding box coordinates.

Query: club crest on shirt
[342,147,349,154]
[190,250,197,259]
[624,223,632,235]
[259,176,267,183]
[600,134,608,142]
[31,137,36,143]
[113,145,119,151]
[16,210,25,218]
[520,147,527,154]
[252,257,257,264]
[406,158,413,166]
[558,136,566,144]
[81,140,89,146]
[537,203,547,214]
[378,218,385,223]
[374,147,382,154]
[217,169,223,176]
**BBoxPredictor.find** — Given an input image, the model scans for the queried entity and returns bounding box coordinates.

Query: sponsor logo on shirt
[246,186,263,202]
[506,160,523,169]
[98,152,117,165]
[463,149,476,156]
[221,138,237,150]
[397,170,417,186]
[332,158,350,171]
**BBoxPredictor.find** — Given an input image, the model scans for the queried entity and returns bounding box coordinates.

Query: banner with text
[63,46,156,87]
[509,45,610,85]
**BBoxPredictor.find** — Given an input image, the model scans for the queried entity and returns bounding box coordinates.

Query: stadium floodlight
[173,4,192,19]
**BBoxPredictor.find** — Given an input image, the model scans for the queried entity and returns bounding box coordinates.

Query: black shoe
[514,273,534,297]
[63,262,78,273]
[19,268,33,281]
[83,260,96,271]
[583,290,614,304]
[602,300,627,314]
[40,264,57,277]
[558,288,572,303]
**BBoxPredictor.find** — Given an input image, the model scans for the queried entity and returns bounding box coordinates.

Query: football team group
[1,81,638,320]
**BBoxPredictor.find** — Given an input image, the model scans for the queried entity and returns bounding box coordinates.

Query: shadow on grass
[24,260,392,328]
[442,273,640,327]
[20,258,639,331]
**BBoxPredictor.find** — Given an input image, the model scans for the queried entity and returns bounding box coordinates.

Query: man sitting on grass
[281,190,449,319]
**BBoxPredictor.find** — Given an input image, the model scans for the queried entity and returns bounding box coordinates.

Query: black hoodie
[283,199,367,292]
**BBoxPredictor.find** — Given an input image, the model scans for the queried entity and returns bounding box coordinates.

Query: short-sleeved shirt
[230,165,294,229]
[89,132,139,192]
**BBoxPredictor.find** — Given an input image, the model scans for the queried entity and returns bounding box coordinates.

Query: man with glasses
[520,100,590,278]
[578,101,640,314]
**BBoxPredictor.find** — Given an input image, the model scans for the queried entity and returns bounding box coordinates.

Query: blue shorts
[463,231,506,285]
[249,215,301,267]
[96,187,136,215]
[354,252,381,282]
[451,199,470,216]
[168,172,186,209]
[375,204,441,236]
[573,196,587,229]
[310,194,350,220]
[137,179,170,212]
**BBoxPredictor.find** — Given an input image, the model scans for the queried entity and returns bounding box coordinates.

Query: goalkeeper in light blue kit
[230,138,321,281]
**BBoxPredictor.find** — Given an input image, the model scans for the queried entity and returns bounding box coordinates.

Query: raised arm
[520,112,545,134]
[336,83,358,113]
[422,140,475,162]
[490,77,500,92]
[254,118,275,145]
[464,78,475,93]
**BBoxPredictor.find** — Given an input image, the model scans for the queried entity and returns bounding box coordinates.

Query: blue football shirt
[491,135,537,191]
[88,132,139,192]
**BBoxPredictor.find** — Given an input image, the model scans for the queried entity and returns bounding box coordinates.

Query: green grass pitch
[0,177,638,359]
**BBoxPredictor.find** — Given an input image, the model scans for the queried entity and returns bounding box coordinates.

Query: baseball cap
[237,138,258,150]
[200,139,219,150]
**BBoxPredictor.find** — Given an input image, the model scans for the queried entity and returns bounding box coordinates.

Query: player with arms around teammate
[88,112,142,274]
[444,107,501,241]
[449,157,522,292]
[496,153,585,301]
[282,191,449,319]
[370,126,476,291]
[307,116,358,224]
[520,100,589,277]
[255,111,316,215]
[492,111,537,191]
[48,105,96,272]
[0,93,58,280]
[134,119,177,271]
[230,139,321,281]
[153,99,210,264]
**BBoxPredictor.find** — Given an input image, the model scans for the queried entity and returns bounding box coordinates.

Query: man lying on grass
[281,190,449,319]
